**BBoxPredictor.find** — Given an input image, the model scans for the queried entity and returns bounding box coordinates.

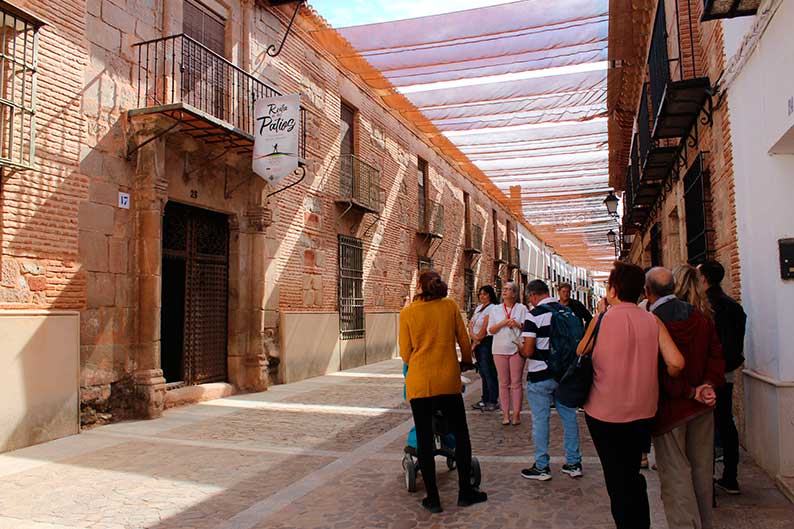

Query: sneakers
[561,463,583,478]
[471,400,485,410]
[520,464,552,481]
[483,402,500,412]
[715,478,741,495]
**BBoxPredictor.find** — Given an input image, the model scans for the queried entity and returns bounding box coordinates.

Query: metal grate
[684,154,710,264]
[464,268,475,318]
[419,198,444,235]
[638,84,651,167]
[338,235,364,340]
[650,222,662,267]
[494,275,502,302]
[418,256,433,272]
[468,223,483,252]
[162,202,229,385]
[0,4,42,171]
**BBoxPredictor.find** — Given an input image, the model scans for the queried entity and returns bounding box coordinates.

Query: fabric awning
[304,0,616,270]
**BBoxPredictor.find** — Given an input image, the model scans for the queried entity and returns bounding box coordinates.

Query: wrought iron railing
[339,154,380,213]
[133,33,306,158]
[467,223,483,252]
[419,199,444,235]
[500,240,509,263]
[510,246,520,267]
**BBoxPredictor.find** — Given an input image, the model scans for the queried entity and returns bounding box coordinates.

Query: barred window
[464,268,475,318]
[494,275,502,302]
[338,235,364,340]
[418,256,433,272]
[0,3,43,171]
[684,155,710,265]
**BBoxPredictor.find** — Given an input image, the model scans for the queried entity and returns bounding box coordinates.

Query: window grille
[684,155,710,265]
[650,223,662,267]
[494,275,502,302]
[338,235,364,340]
[418,256,433,272]
[464,268,475,318]
[0,3,43,171]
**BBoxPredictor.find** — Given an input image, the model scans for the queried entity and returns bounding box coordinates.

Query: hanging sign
[252,93,300,185]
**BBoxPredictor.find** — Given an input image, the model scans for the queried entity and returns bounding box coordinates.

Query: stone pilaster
[129,115,171,419]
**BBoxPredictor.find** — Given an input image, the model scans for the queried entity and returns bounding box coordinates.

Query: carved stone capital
[245,206,273,233]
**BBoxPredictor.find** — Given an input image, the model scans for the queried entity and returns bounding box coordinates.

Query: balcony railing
[465,223,483,253]
[337,154,381,214]
[509,246,520,268]
[132,34,306,158]
[418,199,444,237]
[646,0,712,141]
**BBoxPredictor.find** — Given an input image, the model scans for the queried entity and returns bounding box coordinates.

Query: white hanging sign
[252,93,300,185]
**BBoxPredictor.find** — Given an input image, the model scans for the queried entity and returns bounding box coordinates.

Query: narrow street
[0,359,789,529]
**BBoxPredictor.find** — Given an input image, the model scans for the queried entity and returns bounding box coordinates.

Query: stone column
[129,115,170,419]
[242,203,272,392]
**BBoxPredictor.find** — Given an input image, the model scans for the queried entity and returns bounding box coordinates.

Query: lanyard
[504,303,513,320]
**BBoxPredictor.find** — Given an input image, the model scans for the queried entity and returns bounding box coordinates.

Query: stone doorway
[161,201,229,385]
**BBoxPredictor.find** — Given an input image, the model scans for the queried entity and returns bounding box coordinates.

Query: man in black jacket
[699,261,747,495]
[558,283,593,328]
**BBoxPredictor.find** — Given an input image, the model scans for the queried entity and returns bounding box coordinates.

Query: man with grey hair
[645,267,725,529]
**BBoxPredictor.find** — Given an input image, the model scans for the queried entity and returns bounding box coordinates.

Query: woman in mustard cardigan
[400,270,487,513]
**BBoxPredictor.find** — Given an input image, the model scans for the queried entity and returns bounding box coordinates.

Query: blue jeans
[474,337,498,404]
[526,377,581,468]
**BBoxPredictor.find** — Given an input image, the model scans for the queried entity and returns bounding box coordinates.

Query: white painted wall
[727,0,794,382]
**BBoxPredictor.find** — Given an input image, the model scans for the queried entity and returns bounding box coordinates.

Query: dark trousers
[715,382,739,482]
[586,414,653,529]
[474,337,498,404]
[409,393,473,499]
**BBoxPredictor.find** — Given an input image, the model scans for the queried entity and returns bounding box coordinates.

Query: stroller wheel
[470,457,482,488]
[405,458,418,493]
[446,457,456,471]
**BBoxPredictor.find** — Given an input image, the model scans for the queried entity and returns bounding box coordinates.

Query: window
[418,256,433,272]
[464,268,475,318]
[650,222,662,267]
[339,102,356,198]
[184,0,225,55]
[182,0,227,119]
[494,275,502,302]
[418,158,428,231]
[0,4,43,170]
[338,235,364,340]
[684,155,710,265]
[492,209,499,259]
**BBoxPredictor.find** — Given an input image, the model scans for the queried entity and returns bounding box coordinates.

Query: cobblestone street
[0,359,790,529]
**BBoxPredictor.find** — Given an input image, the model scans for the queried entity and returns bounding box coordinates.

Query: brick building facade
[0,0,597,449]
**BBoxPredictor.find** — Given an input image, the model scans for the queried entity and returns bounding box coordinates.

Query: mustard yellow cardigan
[399,297,473,401]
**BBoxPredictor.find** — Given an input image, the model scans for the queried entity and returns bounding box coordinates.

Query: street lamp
[604,191,619,216]
[606,229,616,244]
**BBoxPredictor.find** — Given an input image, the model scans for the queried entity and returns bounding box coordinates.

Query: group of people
[399,259,746,529]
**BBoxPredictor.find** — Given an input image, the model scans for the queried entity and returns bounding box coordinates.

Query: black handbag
[556,313,604,408]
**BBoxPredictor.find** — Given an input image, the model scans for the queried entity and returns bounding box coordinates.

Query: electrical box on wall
[780,239,794,280]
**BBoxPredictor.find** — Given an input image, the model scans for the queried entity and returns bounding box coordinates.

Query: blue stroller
[401,364,482,492]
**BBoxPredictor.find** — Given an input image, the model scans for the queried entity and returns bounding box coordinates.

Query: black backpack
[533,302,585,379]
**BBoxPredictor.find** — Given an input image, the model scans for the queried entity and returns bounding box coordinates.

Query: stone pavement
[0,359,790,529]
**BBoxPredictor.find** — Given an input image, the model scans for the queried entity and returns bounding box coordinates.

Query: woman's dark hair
[478,285,498,305]
[415,270,448,301]
[607,261,646,303]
